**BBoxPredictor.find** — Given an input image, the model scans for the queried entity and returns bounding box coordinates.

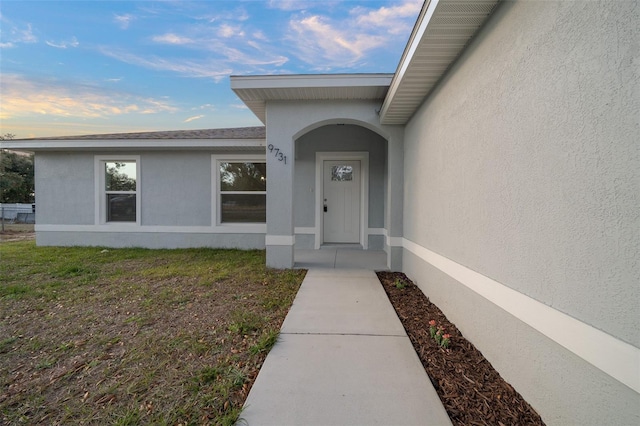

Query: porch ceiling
[230,74,393,124]
[379,0,501,125]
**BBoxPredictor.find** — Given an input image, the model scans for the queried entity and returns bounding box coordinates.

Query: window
[96,156,139,224]
[218,161,266,223]
[105,161,137,221]
[331,165,353,181]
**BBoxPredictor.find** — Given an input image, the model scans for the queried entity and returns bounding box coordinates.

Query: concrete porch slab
[295,247,388,270]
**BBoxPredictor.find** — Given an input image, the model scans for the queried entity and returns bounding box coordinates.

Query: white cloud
[114,14,135,29]
[288,15,385,68]
[354,0,422,35]
[218,24,244,38]
[99,48,233,82]
[267,0,337,11]
[286,0,421,69]
[152,33,193,45]
[0,74,176,120]
[46,36,79,49]
[183,114,204,123]
[114,24,288,77]
[252,30,268,41]
[193,104,216,111]
[1,22,37,48]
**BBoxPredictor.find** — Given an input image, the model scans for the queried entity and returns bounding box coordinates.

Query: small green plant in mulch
[394,277,406,289]
[429,319,451,349]
[0,241,306,425]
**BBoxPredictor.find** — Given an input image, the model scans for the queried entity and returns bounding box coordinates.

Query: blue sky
[0,0,422,138]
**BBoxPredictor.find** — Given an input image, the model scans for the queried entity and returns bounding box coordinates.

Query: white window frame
[212,154,267,231]
[94,155,141,226]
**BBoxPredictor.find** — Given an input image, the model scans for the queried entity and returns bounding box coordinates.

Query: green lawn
[0,241,305,425]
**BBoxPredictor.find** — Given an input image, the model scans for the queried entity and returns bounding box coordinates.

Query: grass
[0,223,34,233]
[0,241,306,425]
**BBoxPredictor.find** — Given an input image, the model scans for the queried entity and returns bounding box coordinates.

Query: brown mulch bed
[377,271,545,426]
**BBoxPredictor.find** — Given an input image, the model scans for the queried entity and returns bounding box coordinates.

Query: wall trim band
[403,237,640,393]
[36,224,266,234]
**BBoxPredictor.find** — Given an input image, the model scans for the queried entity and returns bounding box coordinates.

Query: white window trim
[211,154,267,230]
[94,155,141,226]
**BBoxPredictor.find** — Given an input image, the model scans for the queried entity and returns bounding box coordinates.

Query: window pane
[221,194,266,223]
[331,165,353,181]
[106,162,136,191]
[220,162,266,191]
[107,194,136,222]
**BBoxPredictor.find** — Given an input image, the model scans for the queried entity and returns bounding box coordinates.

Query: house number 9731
[268,144,287,164]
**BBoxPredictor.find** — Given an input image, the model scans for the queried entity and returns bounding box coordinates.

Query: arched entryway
[293,123,388,251]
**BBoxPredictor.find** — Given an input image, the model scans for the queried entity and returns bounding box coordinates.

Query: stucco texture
[140,152,212,226]
[404,0,639,347]
[35,153,95,225]
[402,0,639,423]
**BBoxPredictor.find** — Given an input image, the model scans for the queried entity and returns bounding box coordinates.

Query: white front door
[323,160,360,243]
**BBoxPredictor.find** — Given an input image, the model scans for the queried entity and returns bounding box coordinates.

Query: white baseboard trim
[402,237,640,393]
[36,224,266,234]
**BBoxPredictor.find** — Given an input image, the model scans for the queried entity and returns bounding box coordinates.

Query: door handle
[324,205,328,212]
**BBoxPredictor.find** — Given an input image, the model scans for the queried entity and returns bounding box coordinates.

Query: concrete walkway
[239,248,452,426]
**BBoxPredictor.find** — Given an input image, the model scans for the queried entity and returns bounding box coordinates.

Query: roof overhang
[0,127,266,152]
[379,0,501,125]
[0,139,265,153]
[231,74,393,124]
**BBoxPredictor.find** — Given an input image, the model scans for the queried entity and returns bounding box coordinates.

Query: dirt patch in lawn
[0,223,35,242]
[0,243,305,425]
[377,271,545,426]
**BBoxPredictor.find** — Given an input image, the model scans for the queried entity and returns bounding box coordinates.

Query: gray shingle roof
[15,126,265,141]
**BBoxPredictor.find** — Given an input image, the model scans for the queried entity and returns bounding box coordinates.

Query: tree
[0,134,35,203]
[0,134,16,141]
[105,162,136,191]
[220,162,266,191]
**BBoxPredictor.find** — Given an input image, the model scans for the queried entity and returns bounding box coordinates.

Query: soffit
[379,0,501,125]
[231,74,393,124]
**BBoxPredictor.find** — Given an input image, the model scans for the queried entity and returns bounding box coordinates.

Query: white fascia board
[379,0,439,123]
[0,138,266,151]
[231,74,393,90]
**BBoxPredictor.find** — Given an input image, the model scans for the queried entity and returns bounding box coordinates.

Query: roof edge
[379,0,438,124]
[3,126,266,142]
[230,73,394,90]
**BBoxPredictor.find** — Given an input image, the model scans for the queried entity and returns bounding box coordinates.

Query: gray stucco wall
[35,153,95,225]
[402,0,639,424]
[36,151,216,227]
[294,124,386,229]
[34,150,266,250]
[140,152,212,226]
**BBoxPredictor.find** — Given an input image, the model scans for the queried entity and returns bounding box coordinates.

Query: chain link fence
[0,204,35,231]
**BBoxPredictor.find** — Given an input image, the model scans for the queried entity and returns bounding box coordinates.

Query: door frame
[315,152,369,249]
